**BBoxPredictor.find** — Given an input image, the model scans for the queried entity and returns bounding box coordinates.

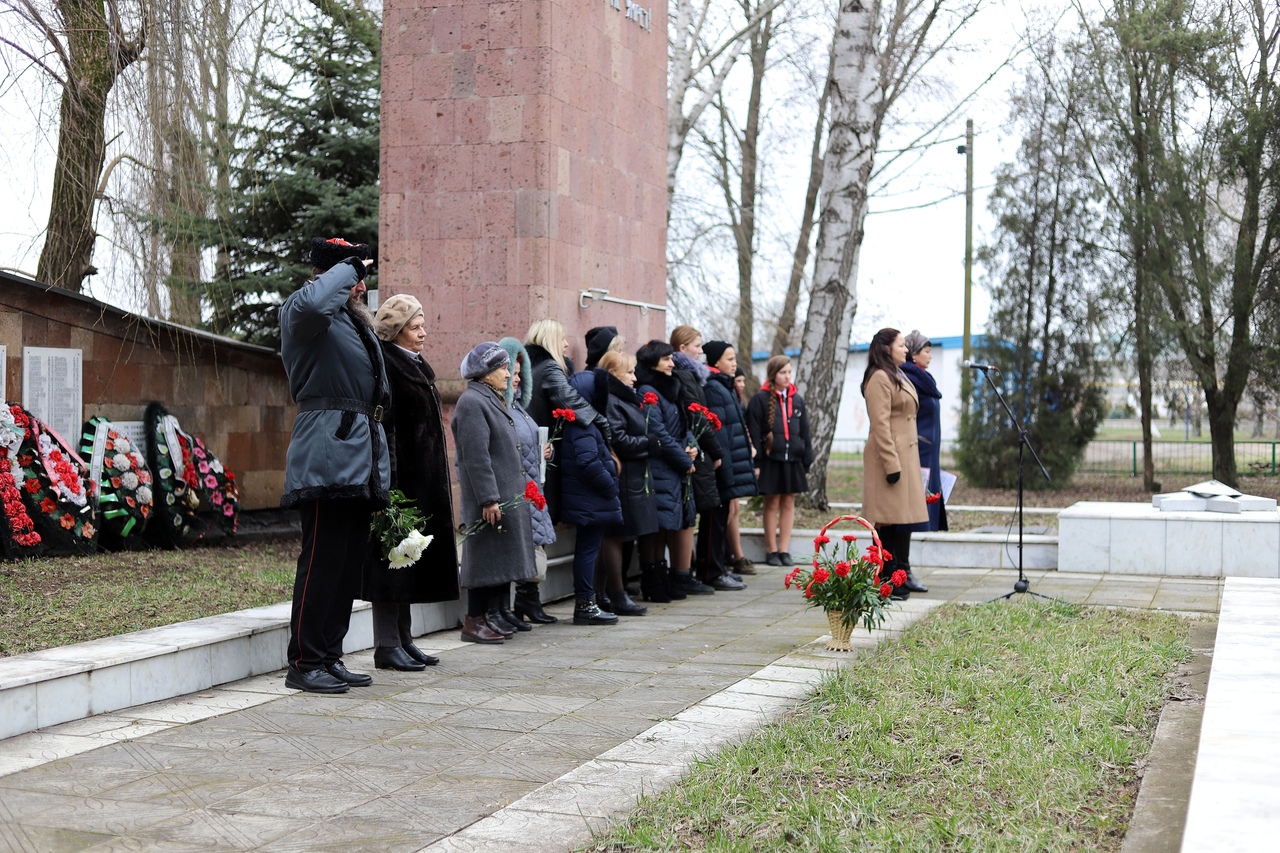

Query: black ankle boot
[596,590,615,613]
[499,606,532,631]
[573,595,618,625]
[608,587,648,616]
[662,561,687,600]
[513,582,557,624]
[485,609,516,638]
[640,562,671,603]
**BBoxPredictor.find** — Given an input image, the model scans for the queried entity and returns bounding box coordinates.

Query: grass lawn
[0,540,298,656]
[588,600,1195,852]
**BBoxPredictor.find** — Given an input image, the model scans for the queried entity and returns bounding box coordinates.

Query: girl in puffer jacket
[561,369,625,625]
[497,338,558,627]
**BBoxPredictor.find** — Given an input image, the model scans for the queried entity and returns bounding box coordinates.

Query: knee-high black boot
[880,526,910,601]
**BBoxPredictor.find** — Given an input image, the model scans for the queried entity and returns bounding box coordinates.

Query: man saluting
[280,238,390,693]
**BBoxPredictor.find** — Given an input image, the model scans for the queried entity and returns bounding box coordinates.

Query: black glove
[647,434,663,453]
[341,256,368,282]
[886,471,900,485]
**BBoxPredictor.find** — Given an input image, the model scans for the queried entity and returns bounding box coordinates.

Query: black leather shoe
[325,660,372,687]
[764,552,783,566]
[903,568,928,593]
[673,571,715,595]
[285,667,348,694]
[374,646,426,671]
[402,642,439,666]
[779,552,794,566]
[485,609,516,638]
[499,607,532,632]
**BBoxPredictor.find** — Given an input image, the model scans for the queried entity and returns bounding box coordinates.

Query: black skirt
[757,459,808,495]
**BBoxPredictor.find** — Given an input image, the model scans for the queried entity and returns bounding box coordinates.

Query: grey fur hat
[460,341,510,381]
[497,337,533,408]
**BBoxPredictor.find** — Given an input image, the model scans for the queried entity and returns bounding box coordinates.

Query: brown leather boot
[461,614,504,644]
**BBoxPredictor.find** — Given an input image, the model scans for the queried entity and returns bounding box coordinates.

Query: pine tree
[207,1,381,347]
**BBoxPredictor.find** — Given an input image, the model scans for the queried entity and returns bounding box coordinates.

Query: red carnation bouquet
[457,480,546,543]
[783,513,904,632]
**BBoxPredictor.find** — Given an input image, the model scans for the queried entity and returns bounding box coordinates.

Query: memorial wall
[0,273,291,511]
[379,0,670,395]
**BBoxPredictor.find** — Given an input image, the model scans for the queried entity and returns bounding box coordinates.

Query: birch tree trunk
[793,0,886,508]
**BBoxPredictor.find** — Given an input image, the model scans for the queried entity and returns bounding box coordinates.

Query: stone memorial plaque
[23,346,83,442]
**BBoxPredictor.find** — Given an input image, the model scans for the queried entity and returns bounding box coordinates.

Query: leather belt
[297,396,384,423]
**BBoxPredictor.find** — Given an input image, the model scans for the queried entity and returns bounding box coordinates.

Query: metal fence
[827,438,1280,476]
[1078,441,1280,476]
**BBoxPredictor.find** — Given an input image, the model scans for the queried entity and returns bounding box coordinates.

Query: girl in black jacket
[595,350,655,616]
[701,341,758,583]
[746,355,814,566]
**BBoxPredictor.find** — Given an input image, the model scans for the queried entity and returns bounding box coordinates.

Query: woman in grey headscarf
[452,342,539,644]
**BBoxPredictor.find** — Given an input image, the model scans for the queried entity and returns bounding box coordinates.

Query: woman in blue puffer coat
[561,369,624,626]
[497,337,559,626]
[700,341,759,585]
[634,340,699,602]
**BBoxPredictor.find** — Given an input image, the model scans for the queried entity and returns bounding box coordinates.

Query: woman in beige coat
[860,328,928,599]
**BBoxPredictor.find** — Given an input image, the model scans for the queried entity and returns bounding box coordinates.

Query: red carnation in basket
[891,569,908,588]
[880,583,892,598]
[812,567,830,584]
[834,561,851,578]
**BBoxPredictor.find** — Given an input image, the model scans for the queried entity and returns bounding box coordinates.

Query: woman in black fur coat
[363,295,461,670]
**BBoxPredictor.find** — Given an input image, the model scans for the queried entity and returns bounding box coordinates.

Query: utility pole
[958,119,974,405]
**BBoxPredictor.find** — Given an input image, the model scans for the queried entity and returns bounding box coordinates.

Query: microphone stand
[970,365,1054,602]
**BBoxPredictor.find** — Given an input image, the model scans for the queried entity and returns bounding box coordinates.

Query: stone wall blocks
[488,97,524,143]
[436,193,485,240]
[515,188,557,239]
[414,53,455,100]
[432,4,464,53]
[482,191,517,237]
[454,98,490,145]
[487,2,524,49]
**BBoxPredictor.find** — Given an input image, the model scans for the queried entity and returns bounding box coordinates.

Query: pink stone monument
[380,0,668,395]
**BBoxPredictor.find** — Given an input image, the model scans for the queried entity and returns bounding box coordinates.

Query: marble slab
[1181,578,1280,850]
[1060,502,1280,578]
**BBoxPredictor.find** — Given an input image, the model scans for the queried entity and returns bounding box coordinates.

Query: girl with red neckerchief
[745,355,814,567]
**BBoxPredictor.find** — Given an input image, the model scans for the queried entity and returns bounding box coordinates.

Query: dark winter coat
[635,364,696,531]
[746,384,815,469]
[512,400,556,546]
[526,343,608,521]
[362,343,461,604]
[902,361,948,532]
[704,369,758,501]
[452,380,538,588]
[603,373,660,538]
[671,352,723,512]
[557,371,624,528]
[279,263,391,508]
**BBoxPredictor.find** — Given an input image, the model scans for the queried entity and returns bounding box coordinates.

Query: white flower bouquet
[370,489,433,569]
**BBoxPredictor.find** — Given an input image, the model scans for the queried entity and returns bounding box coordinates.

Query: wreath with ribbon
[0,405,42,558]
[8,405,99,556]
[79,417,153,542]
[144,402,239,544]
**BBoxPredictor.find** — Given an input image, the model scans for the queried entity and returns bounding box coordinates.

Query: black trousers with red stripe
[288,498,374,671]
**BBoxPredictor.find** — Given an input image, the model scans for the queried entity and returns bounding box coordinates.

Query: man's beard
[347,292,375,327]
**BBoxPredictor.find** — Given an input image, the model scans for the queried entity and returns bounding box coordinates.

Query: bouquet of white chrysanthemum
[370,490,434,569]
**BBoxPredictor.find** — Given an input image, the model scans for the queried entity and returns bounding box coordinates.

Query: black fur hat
[310,237,372,272]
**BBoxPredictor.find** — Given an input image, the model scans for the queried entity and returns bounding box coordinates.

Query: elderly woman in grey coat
[452,342,539,644]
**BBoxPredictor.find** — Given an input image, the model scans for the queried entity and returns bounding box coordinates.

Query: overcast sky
[0,0,1034,343]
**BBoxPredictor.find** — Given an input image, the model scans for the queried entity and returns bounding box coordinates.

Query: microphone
[961,359,998,371]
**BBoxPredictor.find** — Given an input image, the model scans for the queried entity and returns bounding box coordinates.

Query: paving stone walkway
[0,566,1222,852]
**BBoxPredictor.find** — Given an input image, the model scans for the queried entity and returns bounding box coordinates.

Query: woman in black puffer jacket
[595,350,656,616]
[560,369,624,625]
[634,340,699,602]
[701,341,758,583]
[668,325,727,595]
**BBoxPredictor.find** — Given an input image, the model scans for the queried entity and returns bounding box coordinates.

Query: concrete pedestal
[1059,501,1280,578]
